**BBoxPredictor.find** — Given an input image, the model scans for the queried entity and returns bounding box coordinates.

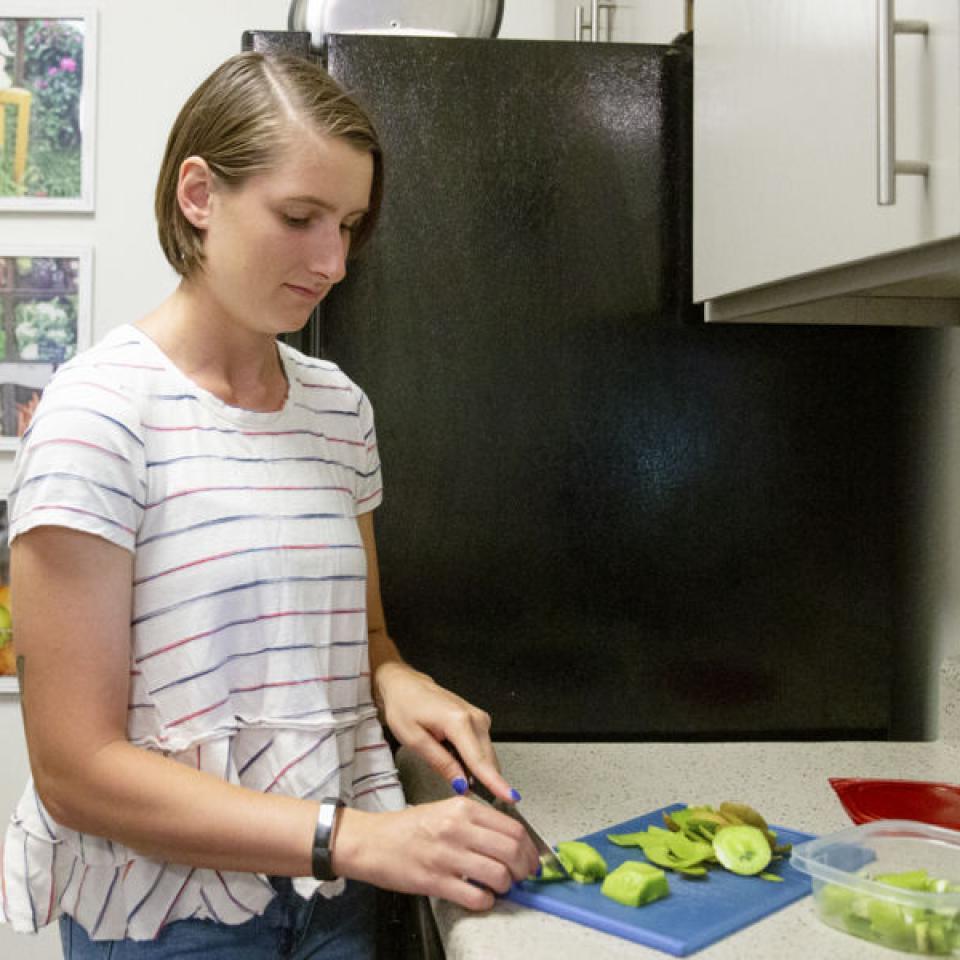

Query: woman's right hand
[331,797,541,910]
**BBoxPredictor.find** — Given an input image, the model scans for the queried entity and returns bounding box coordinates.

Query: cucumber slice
[819,872,960,954]
[532,859,568,883]
[601,861,670,907]
[712,825,772,876]
[556,841,608,884]
[875,869,931,891]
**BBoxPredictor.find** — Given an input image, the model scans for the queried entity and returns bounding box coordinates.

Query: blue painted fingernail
[452,777,469,795]
[509,788,522,802]
[535,863,543,878]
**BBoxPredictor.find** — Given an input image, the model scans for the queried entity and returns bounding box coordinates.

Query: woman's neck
[136,282,289,412]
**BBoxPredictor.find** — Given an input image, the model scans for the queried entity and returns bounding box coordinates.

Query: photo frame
[0,498,13,694]
[0,244,92,448]
[0,1,97,211]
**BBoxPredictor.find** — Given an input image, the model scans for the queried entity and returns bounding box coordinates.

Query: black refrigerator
[246,30,937,742]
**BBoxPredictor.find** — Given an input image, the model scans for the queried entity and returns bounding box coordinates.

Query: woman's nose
[309,224,348,284]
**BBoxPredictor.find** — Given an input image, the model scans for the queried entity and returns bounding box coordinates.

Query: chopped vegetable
[817,869,960,955]
[601,861,670,907]
[610,802,789,882]
[609,825,711,876]
[712,826,772,876]
[535,802,790,892]
[534,859,568,883]
[556,841,608,884]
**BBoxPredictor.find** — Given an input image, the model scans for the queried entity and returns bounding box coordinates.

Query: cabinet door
[694,0,960,303]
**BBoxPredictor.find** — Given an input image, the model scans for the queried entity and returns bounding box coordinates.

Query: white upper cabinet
[694,0,960,322]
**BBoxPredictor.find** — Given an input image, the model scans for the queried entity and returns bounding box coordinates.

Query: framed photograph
[0,244,92,447]
[0,2,97,210]
[0,499,14,694]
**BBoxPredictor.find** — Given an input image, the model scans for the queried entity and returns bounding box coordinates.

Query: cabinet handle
[876,0,930,205]
[574,2,615,42]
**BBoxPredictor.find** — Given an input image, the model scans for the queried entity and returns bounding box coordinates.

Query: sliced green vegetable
[556,841,608,884]
[817,870,960,955]
[607,831,650,849]
[641,842,710,876]
[668,832,714,861]
[875,869,934,892]
[531,859,568,883]
[712,826,772,876]
[609,825,711,875]
[601,861,669,907]
[664,806,720,833]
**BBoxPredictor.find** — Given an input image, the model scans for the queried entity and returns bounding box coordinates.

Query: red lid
[829,778,960,830]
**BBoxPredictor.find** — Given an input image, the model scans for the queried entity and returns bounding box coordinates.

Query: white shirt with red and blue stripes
[0,323,405,941]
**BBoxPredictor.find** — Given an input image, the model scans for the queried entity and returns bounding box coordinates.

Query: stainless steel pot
[288,0,504,50]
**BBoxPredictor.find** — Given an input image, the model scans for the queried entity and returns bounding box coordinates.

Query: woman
[1,52,538,958]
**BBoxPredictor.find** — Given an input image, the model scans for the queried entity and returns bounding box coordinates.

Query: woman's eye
[282,214,311,228]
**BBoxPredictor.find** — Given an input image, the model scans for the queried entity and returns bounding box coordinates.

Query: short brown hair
[155,52,383,278]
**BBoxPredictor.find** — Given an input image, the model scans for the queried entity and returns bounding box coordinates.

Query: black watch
[311,797,345,881]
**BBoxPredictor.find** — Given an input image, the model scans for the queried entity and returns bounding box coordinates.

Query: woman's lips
[284,283,324,301]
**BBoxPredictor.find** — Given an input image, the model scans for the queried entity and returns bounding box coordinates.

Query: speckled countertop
[396,658,960,960]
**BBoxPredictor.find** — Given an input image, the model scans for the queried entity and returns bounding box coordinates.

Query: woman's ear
[177,156,215,230]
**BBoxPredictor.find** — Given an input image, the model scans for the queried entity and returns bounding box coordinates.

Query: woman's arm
[14,524,319,877]
[358,512,520,803]
[15,523,538,909]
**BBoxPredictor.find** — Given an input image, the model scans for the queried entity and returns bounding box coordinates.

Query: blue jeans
[58,878,377,959]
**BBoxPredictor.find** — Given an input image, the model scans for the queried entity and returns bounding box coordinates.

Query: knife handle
[442,740,498,804]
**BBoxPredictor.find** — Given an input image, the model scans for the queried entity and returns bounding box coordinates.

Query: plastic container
[792,820,960,955]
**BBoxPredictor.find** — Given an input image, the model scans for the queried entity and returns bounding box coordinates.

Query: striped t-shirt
[0,324,405,941]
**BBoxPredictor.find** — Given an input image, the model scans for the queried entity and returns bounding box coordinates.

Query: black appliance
[244,29,936,744]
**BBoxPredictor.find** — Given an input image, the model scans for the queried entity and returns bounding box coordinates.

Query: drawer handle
[876,0,930,205]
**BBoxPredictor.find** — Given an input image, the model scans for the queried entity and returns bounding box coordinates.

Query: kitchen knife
[444,742,569,879]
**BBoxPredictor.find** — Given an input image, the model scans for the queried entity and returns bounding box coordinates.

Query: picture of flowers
[0,246,91,447]
[0,2,97,210]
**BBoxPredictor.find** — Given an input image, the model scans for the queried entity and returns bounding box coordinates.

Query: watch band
[311,797,345,881]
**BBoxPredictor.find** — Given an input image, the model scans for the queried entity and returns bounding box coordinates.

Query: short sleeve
[354,389,383,515]
[9,372,146,553]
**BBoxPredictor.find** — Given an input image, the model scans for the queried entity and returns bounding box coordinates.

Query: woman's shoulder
[43,324,167,404]
[280,341,369,405]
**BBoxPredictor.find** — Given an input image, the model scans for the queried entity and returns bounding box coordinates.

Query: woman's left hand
[375,660,520,803]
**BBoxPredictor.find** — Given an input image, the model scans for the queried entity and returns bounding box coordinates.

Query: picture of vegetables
[0,254,84,439]
[0,499,12,677]
[0,583,13,676]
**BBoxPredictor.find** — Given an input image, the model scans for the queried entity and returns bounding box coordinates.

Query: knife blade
[443,741,569,879]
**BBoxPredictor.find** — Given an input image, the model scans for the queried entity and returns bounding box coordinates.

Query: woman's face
[190,132,374,337]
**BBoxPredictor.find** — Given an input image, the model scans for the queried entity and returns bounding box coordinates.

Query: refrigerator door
[313,36,925,740]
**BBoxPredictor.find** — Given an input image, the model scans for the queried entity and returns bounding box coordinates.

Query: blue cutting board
[506,803,814,956]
